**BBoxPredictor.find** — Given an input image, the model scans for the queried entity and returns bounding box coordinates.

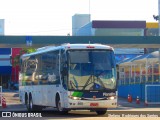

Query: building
[145,22,159,53]
[72,14,91,36]
[159,0,160,35]
[72,14,145,63]
[0,20,10,89]
[0,19,4,35]
[0,19,21,89]
[0,47,22,89]
[76,20,145,36]
[0,48,12,88]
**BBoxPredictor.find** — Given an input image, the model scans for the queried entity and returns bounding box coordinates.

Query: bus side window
[40,53,50,85]
[39,51,60,85]
[48,50,60,85]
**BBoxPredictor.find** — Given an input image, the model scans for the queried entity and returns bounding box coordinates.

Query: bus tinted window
[21,50,60,86]
[40,50,60,85]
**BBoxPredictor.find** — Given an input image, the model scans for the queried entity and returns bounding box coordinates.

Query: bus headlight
[108,96,116,100]
[69,96,81,100]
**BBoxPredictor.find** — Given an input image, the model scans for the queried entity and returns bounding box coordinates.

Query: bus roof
[21,44,113,58]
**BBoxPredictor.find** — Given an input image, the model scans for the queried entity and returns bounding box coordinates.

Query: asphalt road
[0,90,160,119]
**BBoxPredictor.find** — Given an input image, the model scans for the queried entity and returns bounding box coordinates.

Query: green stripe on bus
[72,92,83,97]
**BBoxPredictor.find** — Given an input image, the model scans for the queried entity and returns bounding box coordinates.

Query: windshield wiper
[82,75,94,90]
[82,74,106,90]
[95,76,106,89]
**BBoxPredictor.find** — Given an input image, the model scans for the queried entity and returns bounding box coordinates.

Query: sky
[0,0,158,35]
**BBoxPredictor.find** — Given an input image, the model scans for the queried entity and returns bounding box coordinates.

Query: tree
[153,15,159,21]
[11,48,36,67]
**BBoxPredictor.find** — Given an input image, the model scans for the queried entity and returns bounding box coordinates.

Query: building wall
[145,22,159,53]
[0,48,12,88]
[92,21,145,60]
[72,14,90,36]
[76,22,92,36]
[0,19,4,35]
[159,0,160,35]
[0,48,12,75]
[146,22,159,28]
[146,22,159,36]
[92,20,145,36]
[94,28,144,36]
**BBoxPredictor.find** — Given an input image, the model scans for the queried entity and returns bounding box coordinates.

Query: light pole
[89,0,90,14]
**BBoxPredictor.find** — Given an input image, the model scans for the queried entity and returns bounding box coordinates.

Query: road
[0,90,160,120]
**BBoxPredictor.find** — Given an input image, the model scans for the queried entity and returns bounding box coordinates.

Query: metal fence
[145,85,160,104]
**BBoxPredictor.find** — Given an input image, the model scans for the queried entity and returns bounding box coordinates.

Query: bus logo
[93,96,96,99]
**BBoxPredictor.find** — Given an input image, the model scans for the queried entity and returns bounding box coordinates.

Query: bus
[19,44,117,115]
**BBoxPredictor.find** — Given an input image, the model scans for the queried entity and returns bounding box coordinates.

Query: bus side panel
[19,86,25,104]
[47,85,57,107]
[32,85,43,106]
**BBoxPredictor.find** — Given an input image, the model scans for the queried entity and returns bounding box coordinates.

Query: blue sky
[0,0,158,35]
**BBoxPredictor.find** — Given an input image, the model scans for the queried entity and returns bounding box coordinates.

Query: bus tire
[28,94,36,111]
[96,110,107,115]
[56,95,68,114]
[25,93,30,110]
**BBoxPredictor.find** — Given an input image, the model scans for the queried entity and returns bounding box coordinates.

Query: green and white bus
[19,44,117,115]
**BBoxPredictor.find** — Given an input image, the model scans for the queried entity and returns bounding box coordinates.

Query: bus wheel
[25,95,30,110]
[96,110,107,115]
[29,95,36,111]
[56,96,68,114]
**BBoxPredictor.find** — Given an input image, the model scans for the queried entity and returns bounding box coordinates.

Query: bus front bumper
[66,99,117,109]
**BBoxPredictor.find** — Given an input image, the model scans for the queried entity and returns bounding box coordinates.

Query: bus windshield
[68,50,116,91]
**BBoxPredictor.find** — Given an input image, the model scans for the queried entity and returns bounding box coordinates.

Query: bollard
[2,96,7,108]
[129,95,132,103]
[128,94,132,103]
[136,96,140,104]
[128,94,130,102]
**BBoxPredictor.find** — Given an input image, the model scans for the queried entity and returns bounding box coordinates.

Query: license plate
[90,103,99,107]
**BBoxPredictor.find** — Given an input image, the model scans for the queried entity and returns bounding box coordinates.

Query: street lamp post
[89,0,90,14]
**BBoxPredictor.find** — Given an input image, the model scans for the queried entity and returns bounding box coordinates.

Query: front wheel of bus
[96,110,107,115]
[56,97,68,114]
